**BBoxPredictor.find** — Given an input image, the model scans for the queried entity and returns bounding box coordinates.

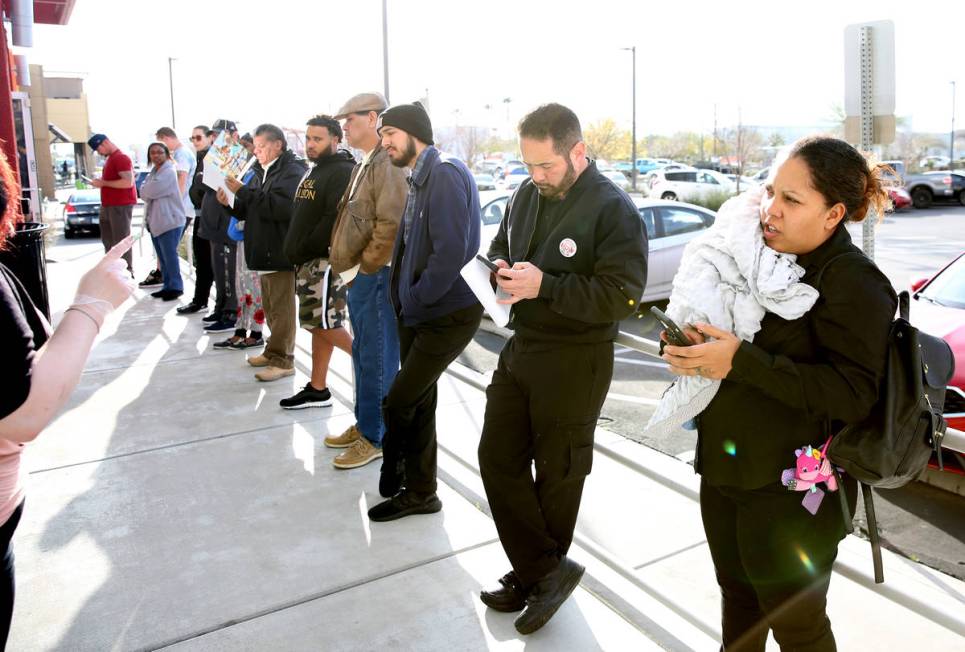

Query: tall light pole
[167,57,176,129]
[382,0,390,102]
[951,81,956,167]
[621,47,637,191]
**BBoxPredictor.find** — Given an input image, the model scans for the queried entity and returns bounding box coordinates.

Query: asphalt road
[456,202,965,581]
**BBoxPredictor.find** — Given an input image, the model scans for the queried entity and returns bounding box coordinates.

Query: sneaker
[280,384,333,409]
[367,490,442,522]
[159,290,183,301]
[324,423,362,449]
[204,319,237,333]
[202,312,220,323]
[176,302,207,315]
[150,289,165,298]
[230,336,264,350]
[246,354,270,367]
[332,436,382,469]
[255,366,295,382]
[138,269,162,288]
[213,336,243,349]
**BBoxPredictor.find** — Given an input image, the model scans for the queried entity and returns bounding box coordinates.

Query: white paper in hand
[460,258,511,327]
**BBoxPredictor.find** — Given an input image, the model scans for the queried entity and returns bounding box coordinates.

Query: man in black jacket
[178,124,215,315]
[279,115,355,408]
[221,123,308,382]
[477,104,648,634]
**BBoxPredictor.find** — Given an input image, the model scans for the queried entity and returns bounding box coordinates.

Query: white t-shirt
[172,145,197,217]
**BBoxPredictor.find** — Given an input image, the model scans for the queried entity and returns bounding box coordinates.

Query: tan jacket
[329,145,409,274]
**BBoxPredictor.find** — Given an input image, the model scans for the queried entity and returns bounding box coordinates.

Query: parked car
[649,168,734,201]
[919,155,951,170]
[602,169,631,191]
[473,173,497,191]
[903,171,965,208]
[63,189,101,238]
[909,251,965,475]
[477,190,715,302]
[887,187,912,211]
[501,167,530,190]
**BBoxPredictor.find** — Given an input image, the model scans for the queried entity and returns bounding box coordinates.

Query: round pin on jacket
[559,238,577,258]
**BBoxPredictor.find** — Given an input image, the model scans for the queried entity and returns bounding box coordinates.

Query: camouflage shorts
[296,259,347,330]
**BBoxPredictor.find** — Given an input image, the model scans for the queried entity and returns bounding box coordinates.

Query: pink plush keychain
[780,438,839,515]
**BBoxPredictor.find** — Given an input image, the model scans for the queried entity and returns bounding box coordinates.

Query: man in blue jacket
[367,103,483,522]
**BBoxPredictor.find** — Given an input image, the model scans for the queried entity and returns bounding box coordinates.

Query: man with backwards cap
[325,93,408,470]
[88,134,137,275]
[366,103,483,521]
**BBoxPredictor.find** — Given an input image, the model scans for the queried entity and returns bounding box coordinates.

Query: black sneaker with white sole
[280,384,333,409]
[201,312,220,323]
[138,269,162,288]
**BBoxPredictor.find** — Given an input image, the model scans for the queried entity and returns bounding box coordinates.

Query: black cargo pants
[478,336,613,588]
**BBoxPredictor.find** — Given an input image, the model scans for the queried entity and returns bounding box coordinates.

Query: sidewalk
[8,241,965,650]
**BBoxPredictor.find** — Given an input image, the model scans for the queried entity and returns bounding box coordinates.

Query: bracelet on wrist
[65,306,101,333]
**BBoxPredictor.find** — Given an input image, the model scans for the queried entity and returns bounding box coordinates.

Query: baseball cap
[87,133,108,150]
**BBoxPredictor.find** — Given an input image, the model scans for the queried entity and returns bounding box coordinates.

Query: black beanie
[378,102,434,146]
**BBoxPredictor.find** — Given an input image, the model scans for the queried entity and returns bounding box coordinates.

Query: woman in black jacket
[661,136,898,651]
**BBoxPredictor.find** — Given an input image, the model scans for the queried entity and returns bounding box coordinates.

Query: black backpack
[816,255,955,582]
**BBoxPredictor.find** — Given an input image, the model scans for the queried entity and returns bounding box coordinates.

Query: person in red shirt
[88,134,137,274]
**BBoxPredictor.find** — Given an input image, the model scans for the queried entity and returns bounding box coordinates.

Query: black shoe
[159,290,183,301]
[150,289,165,298]
[513,557,585,635]
[201,312,220,323]
[280,384,333,409]
[204,319,237,333]
[367,490,442,522]
[480,571,527,613]
[213,336,242,349]
[176,302,206,315]
[138,269,162,288]
[230,336,264,350]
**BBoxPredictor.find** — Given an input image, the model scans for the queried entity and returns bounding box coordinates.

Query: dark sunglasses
[190,135,205,141]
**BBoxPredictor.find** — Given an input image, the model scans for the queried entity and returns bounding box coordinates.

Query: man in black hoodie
[279,115,355,408]
[477,104,648,634]
[221,123,308,382]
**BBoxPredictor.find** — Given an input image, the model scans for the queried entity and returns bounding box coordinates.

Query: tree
[584,119,631,161]
[439,126,488,169]
[723,124,764,189]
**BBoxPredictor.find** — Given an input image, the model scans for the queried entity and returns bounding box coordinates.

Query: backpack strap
[861,482,885,584]
[898,290,910,321]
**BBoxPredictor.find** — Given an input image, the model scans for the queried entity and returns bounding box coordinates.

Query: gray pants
[210,241,238,318]
[100,204,133,273]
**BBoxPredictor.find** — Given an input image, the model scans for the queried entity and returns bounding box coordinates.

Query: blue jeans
[152,226,184,292]
[347,266,399,446]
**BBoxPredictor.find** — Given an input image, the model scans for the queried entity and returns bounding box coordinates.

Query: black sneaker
[201,312,220,323]
[138,269,162,288]
[204,319,237,333]
[213,336,243,349]
[280,384,333,409]
[150,289,165,298]
[176,302,207,315]
[230,336,264,350]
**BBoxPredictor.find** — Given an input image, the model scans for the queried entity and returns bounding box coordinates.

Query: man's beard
[390,136,418,168]
[535,157,577,200]
[309,147,335,164]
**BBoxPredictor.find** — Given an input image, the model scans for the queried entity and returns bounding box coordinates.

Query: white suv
[649,168,735,202]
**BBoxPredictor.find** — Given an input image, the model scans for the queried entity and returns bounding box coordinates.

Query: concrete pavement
[8,237,965,650]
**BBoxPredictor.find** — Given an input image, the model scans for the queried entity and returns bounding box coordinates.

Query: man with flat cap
[88,133,137,275]
[325,93,409,471]
[366,103,483,521]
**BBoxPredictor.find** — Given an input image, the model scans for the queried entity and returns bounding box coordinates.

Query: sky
[19,0,965,149]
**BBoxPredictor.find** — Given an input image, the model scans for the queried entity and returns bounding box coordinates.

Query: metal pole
[382,0,390,103]
[168,57,176,130]
[630,47,637,191]
[859,26,875,260]
[951,81,956,167]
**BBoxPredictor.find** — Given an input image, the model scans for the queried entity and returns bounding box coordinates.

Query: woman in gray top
[140,142,187,300]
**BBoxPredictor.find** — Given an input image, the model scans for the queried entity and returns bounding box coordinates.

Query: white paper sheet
[460,257,512,328]
[339,264,360,285]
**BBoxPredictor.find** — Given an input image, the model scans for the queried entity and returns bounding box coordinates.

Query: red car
[887,187,912,211]
[910,252,965,474]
